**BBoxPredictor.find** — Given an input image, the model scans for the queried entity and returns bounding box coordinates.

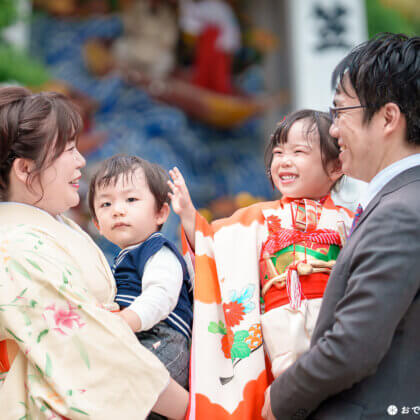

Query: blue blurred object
[30,13,273,256]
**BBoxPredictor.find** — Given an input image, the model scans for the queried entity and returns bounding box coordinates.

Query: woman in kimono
[0,86,188,419]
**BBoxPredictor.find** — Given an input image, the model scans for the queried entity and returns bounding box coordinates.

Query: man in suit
[262,33,420,419]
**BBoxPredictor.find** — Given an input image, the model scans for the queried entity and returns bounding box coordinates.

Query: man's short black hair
[332,33,419,144]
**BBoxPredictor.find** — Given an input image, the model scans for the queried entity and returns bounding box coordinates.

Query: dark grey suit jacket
[270,165,420,420]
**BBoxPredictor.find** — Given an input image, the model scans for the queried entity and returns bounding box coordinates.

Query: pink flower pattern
[43,303,86,336]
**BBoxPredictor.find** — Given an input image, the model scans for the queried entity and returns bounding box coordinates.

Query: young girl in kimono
[168,109,353,404]
[0,86,188,419]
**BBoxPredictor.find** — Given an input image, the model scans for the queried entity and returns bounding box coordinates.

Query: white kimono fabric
[0,203,169,420]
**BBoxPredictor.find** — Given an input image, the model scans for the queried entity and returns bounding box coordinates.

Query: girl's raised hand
[168,167,195,217]
[168,167,197,248]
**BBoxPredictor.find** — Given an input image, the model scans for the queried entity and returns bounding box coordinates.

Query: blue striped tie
[348,203,363,237]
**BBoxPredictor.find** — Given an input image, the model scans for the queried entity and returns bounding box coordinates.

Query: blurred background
[1,0,418,259]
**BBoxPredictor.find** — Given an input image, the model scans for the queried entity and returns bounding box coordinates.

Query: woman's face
[34,140,86,216]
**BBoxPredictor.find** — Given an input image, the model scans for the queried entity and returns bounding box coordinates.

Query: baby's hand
[168,167,195,217]
[117,308,142,332]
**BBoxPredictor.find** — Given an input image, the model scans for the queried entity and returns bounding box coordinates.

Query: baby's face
[270,119,339,200]
[93,169,162,249]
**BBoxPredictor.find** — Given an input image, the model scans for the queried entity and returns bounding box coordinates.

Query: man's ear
[156,202,170,226]
[12,158,34,183]
[382,102,401,136]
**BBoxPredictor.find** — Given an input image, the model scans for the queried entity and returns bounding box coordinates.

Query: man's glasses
[329,105,366,121]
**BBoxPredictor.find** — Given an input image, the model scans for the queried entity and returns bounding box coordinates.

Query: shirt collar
[360,154,420,210]
[115,232,162,260]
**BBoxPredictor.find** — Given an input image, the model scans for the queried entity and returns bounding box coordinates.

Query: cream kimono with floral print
[0,203,169,420]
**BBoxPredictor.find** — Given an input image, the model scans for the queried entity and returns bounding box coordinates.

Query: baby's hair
[88,154,170,229]
[264,109,341,189]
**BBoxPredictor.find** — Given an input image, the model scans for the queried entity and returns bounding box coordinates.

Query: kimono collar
[279,194,332,208]
[0,202,82,237]
[0,201,56,218]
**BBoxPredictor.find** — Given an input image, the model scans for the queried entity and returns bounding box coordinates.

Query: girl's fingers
[169,168,178,182]
[169,168,188,193]
[169,172,181,185]
[168,180,184,200]
[173,167,184,182]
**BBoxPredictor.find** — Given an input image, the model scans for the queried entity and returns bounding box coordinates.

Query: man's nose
[329,121,339,138]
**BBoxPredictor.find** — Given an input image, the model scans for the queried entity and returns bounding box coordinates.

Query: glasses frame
[329,105,366,121]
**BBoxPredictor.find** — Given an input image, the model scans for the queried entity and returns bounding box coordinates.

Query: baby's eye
[100,202,111,208]
[127,197,138,202]
[273,150,283,155]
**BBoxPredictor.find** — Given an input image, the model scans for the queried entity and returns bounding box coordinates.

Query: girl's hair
[0,86,83,200]
[88,154,170,229]
[264,109,341,189]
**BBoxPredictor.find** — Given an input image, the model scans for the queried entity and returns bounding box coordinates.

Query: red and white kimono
[260,196,352,377]
[183,195,353,419]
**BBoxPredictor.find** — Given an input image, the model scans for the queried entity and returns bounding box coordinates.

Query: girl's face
[32,140,86,216]
[270,119,341,200]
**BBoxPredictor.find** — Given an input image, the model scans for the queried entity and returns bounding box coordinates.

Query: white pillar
[287,0,367,110]
[287,0,368,210]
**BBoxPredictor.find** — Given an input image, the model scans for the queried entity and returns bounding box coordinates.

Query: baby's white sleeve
[128,246,183,332]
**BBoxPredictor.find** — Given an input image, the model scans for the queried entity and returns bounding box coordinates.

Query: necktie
[348,203,363,236]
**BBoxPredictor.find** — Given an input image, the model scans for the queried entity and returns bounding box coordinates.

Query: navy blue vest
[113,233,193,340]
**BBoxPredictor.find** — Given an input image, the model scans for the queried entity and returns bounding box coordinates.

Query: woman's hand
[262,386,276,420]
[152,377,189,420]
[168,167,196,248]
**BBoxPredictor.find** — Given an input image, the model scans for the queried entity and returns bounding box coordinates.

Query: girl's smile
[270,119,341,200]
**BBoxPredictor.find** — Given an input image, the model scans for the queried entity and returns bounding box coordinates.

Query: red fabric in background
[192,25,233,94]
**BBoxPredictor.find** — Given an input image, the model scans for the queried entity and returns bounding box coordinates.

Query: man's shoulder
[382,169,420,207]
[383,164,420,195]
